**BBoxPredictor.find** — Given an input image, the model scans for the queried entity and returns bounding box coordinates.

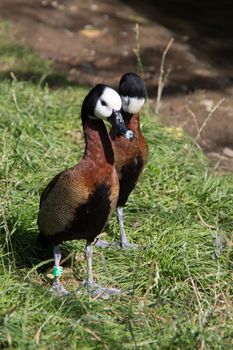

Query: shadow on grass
[1,41,232,96]
[1,221,52,270]
[0,218,76,274]
[122,0,233,73]
[1,66,232,100]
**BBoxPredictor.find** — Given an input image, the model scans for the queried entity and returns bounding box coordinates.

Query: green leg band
[53,266,63,277]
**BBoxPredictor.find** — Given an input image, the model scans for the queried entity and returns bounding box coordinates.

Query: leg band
[52,266,63,277]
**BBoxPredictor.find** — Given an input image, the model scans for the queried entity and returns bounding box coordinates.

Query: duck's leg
[50,245,70,296]
[86,242,95,288]
[85,241,121,299]
[95,207,138,250]
[117,207,138,250]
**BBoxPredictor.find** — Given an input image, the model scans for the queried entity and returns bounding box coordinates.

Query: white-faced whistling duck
[37,84,135,298]
[96,73,148,249]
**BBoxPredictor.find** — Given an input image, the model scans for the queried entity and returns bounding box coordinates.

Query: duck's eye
[101,100,107,106]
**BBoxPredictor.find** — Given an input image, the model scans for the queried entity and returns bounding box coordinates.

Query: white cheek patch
[94,100,112,119]
[100,87,122,111]
[94,87,122,119]
[122,96,145,114]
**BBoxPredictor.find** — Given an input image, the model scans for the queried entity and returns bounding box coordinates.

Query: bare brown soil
[1,0,233,171]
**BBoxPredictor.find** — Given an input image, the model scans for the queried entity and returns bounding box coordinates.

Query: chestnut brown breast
[110,113,148,207]
[38,118,119,246]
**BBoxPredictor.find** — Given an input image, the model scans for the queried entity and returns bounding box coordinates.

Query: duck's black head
[119,73,147,114]
[81,84,135,140]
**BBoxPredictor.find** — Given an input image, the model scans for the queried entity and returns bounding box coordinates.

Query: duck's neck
[126,112,140,132]
[82,115,114,165]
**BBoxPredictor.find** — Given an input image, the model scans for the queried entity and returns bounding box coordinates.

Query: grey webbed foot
[90,285,121,300]
[120,241,138,250]
[95,239,138,250]
[77,281,121,299]
[50,282,71,297]
[95,239,113,248]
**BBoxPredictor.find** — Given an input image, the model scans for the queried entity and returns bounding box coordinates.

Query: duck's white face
[94,87,122,119]
[121,95,145,114]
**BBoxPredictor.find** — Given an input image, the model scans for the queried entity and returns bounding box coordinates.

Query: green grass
[1,81,233,350]
[1,20,233,350]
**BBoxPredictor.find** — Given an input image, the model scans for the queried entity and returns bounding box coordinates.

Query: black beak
[109,111,135,141]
